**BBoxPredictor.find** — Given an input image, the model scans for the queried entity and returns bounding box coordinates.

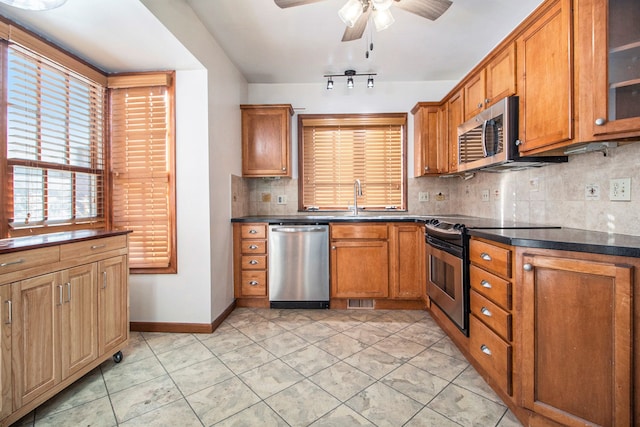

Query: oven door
[426,237,467,334]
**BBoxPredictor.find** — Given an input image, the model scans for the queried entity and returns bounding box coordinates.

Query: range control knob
[453,223,464,231]
[427,218,439,226]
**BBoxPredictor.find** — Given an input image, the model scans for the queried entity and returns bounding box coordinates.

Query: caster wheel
[113,351,123,363]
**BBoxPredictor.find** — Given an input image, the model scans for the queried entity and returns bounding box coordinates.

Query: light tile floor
[14,308,523,426]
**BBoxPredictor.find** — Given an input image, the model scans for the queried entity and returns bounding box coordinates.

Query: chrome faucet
[353,179,363,215]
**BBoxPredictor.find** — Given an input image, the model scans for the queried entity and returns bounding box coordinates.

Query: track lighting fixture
[324,70,377,90]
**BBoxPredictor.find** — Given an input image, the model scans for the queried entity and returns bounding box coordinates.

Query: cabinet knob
[249,229,258,234]
[249,260,259,265]
[515,139,523,146]
[248,281,259,286]
[248,245,258,250]
[282,167,286,171]
[523,263,533,271]
[480,252,492,261]
[480,307,492,317]
[484,98,491,104]
[480,344,492,356]
[477,102,483,108]
[480,279,492,289]
[424,166,429,171]
[331,246,336,250]
[595,117,606,126]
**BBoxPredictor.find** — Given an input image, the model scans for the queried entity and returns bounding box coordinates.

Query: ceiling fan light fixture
[373,8,395,32]
[0,0,66,10]
[338,0,363,28]
[371,0,393,11]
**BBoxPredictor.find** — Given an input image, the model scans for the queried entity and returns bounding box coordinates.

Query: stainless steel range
[424,216,560,336]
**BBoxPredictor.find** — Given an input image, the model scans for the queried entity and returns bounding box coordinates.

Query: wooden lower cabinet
[0,233,130,426]
[518,247,633,426]
[331,240,389,298]
[233,223,269,306]
[389,223,424,299]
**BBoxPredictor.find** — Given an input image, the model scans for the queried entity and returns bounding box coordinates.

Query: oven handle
[427,237,463,258]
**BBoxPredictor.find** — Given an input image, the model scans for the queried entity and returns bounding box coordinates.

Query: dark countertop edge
[0,229,131,254]
[231,216,422,224]
[468,228,640,258]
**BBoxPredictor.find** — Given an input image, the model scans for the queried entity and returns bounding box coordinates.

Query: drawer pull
[480,280,492,289]
[480,344,492,356]
[248,281,259,286]
[249,260,259,265]
[102,271,107,289]
[248,245,258,250]
[248,229,258,234]
[523,263,533,271]
[91,244,106,250]
[5,300,11,325]
[480,252,492,261]
[65,283,71,303]
[0,259,24,268]
[58,285,64,306]
[480,307,492,317]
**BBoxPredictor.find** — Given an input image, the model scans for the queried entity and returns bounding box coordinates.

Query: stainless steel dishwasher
[268,224,330,309]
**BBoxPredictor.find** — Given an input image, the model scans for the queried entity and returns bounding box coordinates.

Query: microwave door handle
[481,119,489,157]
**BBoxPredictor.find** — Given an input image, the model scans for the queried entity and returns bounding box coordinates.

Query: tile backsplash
[236,142,640,236]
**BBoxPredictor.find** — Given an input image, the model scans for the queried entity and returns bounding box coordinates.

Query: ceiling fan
[274,0,453,42]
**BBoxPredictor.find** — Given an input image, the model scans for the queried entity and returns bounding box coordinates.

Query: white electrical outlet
[276,195,287,205]
[481,189,490,202]
[419,192,429,202]
[609,178,631,201]
[585,184,600,200]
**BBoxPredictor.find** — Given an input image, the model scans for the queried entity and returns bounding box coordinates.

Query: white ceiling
[0,0,544,85]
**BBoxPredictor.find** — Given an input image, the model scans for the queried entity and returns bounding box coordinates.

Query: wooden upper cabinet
[447,90,463,172]
[516,0,573,154]
[577,0,640,139]
[241,104,293,177]
[412,102,448,176]
[464,43,516,122]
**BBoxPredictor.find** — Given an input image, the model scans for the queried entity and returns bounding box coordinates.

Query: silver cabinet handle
[65,282,71,303]
[523,263,532,271]
[480,280,492,289]
[480,307,492,317]
[480,252,492,261]
[5,300,11,325]
[102,271,107,289]
[248,245,258,250]
[248,229,258,234]
[57,285,64,306]
[248,281,259,286]
[480,345,492,356]
[485,98,491,104]
[91,244,106,250]
[477,102,483,108]
[0,259,24,268]
[249,260,259,265]
[595,117,606,126]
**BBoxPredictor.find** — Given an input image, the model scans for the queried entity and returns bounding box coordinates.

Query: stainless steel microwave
[457,96,567,172]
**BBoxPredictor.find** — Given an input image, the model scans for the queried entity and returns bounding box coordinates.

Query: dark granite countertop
[468,227,640,258]
[0,229,131,254]
[232,214,640,258]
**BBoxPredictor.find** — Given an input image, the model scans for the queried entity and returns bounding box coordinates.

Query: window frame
[297,112,408,212]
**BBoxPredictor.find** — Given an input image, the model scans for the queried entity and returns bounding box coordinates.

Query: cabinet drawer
[241,224,267,239]
[331,224,388,240]
[0,246,59,275]
[241,240,266,255]
[241,255,267,270]
[469,264,512,310]
[469,239,511,278]
[60,235,127,261]
[469,315,512,396]
[240,271,267,296]
[470,290,512,341]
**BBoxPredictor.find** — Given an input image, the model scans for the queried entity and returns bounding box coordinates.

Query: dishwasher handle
[271,226,327,233]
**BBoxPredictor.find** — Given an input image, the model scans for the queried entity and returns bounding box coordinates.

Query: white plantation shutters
[108,73,176,272]
[300,114,406,210]
[5,43,105,234]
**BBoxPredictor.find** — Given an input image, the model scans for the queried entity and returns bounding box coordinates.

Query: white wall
[138,0,248,324]
[249,81,456,178]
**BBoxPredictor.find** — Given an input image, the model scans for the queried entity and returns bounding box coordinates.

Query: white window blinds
[300,114,406,210]
[6,43,105,232]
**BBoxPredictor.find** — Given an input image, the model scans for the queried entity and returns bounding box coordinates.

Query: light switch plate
[419,192,429,202]
[609,178,631,201]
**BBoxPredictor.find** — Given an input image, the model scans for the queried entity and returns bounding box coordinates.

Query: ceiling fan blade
[341,8,372,42]
[274,0,327,8]
[394,0,453,21]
